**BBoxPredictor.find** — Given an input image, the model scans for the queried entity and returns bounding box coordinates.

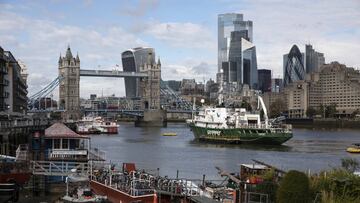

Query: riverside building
[264,62,360,118]
[0,46,28,114]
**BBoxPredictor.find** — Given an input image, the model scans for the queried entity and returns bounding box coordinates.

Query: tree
[326,103,337,118]
[277,170,310,203]
[341,158,360,173]
[240,100,252,111]
[270,98,286,118]
[351,109,359,119]
[306,107,317,118]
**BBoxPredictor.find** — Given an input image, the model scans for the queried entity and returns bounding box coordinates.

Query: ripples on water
[90,123,360,180]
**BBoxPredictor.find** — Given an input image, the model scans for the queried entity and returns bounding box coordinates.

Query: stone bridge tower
[139,53,161,110]
[136,53,166,126]
[58,46,80,121]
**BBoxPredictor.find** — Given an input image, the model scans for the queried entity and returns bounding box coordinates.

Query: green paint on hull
[189,124,292,145]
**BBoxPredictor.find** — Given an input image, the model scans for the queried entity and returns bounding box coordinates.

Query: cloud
[120,0,159,17]
[162,61,216,82]
[0,11,146,98]
[145,22,216,49]
[230,0,360,76]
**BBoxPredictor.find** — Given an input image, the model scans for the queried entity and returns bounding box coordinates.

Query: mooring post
[176,170,179,179]
[202,174,205,187]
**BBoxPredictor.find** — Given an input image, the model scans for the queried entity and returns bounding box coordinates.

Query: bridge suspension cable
[28,76,64,109]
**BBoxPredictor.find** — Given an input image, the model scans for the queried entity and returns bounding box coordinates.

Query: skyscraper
[217,13,258,89]
[121,47,155,98]
[258,69,272,93]
[305,44,325,74]
[283,45,305,87]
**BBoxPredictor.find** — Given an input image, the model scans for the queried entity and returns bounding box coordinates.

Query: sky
[0,0,359,99]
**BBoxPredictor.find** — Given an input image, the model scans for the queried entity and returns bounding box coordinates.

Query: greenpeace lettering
[207,130,221,136]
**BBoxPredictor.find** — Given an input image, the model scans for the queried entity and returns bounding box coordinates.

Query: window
[62,139,69,149]
[53,139,61,149]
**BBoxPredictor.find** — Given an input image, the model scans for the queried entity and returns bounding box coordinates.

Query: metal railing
[47,149,88,160]
[31,160,88,176]
[15,144,28,161]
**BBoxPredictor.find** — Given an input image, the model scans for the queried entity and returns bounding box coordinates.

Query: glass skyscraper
[283,45,305,87]
[121,47,155,98]
[218,13,258,89]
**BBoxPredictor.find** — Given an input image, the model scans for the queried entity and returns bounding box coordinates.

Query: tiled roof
[45,123,88,139]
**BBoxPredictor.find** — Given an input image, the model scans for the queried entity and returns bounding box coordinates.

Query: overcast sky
[0,0,359,99]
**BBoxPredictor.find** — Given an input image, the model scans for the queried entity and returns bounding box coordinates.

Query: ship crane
[257,96,269,128]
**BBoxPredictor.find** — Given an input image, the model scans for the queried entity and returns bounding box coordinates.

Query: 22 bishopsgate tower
[217,13,258,90]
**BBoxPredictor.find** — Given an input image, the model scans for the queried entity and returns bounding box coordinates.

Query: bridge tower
[136,53,166,126]
[139,53,161,110]
[58,46,80,121]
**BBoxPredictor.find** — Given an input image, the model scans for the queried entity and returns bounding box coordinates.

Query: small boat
[346,143,360,153]
[62,172,107,203]
[162,132,177,136]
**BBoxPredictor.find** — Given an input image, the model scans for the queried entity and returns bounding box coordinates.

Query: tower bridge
[28,46,193,124]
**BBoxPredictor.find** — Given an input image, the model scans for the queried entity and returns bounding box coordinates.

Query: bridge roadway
[79,69,148,78]
[83,109,196,114]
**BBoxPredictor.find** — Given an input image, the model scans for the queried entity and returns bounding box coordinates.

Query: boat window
[53,139,61,149]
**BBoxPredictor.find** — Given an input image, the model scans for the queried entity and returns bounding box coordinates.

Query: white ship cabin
[194,108,262,129]
[44,123,90,162]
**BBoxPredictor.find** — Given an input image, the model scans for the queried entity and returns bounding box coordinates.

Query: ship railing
[89,147,106,161]
[31,160,89,176]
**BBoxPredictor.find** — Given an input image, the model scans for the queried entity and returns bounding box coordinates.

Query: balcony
[48,149,88,161]
[0,79,9,86]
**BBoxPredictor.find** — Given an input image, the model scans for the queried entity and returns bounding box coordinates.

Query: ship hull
[189,124,292,145]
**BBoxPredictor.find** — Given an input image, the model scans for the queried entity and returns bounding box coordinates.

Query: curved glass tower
[121,47,155,98]
[283,45,305,87]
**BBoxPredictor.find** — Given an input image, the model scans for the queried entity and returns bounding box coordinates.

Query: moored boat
[188,96,293,145]
[77,116,119,134]
[346,143,360,153]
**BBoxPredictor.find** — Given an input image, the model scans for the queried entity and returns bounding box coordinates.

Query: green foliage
[261,168,276,181]
[270,98,286,118]
[351,109,359,118]
[276,170,310,203]
[306,107,317,118]
[326,103,338,118]
[341,158,360,173]
[255,181,278,202]
[240,100,252,111]
[309,168,360,203]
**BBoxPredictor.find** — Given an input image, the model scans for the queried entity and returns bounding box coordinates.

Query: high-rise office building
[305,44,325,74]
[258,69,272,93]
[121,47,155,98]
[283,45,305,87]
[218,13,258,89]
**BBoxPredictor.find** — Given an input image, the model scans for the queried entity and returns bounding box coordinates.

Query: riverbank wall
[286,118,360,129]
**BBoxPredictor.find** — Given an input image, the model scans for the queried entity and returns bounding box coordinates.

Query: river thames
[90,123,360,180]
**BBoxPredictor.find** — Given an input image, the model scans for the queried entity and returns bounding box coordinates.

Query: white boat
[62,173,107,203]
[77,116,119,134]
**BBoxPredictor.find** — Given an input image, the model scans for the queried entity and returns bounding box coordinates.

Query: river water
[90,123,360,180]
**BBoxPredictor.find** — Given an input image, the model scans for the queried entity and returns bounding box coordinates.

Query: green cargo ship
[189,124,292,145]
[188,96,293,145]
